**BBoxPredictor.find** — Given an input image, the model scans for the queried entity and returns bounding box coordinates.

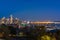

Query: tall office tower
[14,18,19,24]
[10,15,13,24]
[6,18,9,24]
[1,17,5,24]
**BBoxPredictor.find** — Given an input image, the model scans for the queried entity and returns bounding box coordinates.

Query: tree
[35,26,46,40]
[0,24,10,40]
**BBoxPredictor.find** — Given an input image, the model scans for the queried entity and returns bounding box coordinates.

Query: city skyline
[0,15,20,24]
[0,0,60,21]
[0,15,60,22]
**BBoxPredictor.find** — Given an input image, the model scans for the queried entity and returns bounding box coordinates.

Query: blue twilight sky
[0,0,60,21]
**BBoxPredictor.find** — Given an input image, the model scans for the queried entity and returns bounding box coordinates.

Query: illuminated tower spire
[10,14,13,24]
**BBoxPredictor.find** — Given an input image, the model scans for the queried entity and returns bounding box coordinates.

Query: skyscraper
[9,15,13,24]
[1,17,6,24]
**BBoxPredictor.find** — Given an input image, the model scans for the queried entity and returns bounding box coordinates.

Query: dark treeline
[0,24,60,40]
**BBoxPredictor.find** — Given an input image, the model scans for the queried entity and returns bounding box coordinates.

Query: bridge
[30,21,60,30]
[31,21,60,24]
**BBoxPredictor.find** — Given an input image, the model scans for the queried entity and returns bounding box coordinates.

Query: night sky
[0,0,60,21]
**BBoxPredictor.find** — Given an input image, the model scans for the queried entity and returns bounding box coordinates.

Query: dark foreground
[0,24,60,40]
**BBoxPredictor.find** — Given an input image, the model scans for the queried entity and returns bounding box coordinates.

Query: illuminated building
[6,18,9,24]
[9,15,13,24]
[14,18,20,24]
[1,17,6,24]
[0,15,21,25]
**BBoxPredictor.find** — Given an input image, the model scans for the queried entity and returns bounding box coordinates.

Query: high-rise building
[13,18,20,24]
[1,17,6,24]
[9,15,13,24]
[6,18,9,24]
[0,15,21,25]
